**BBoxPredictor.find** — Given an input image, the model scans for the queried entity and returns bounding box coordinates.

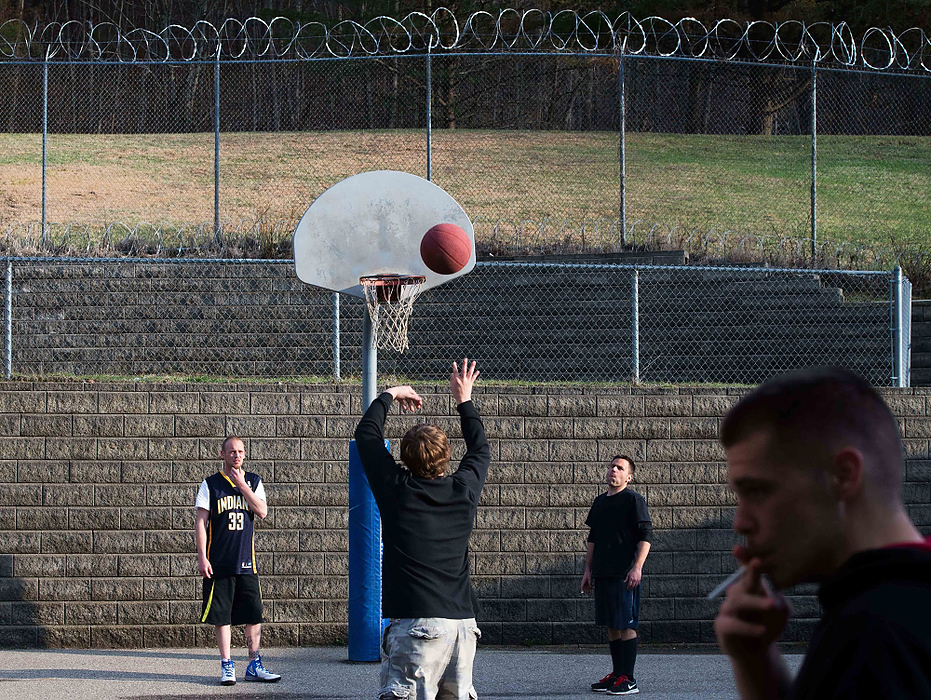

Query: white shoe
[245,655,281,683]
[220,659,235,686]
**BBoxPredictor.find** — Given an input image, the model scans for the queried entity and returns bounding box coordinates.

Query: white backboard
[293,170,476,297]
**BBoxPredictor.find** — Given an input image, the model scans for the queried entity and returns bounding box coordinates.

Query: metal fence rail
[2,257,910,386]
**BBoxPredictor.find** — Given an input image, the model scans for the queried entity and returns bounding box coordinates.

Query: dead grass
[0,130,617,228]
[1,129,927,269]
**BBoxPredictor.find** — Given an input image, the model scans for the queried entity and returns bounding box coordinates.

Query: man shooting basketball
[354,359,489,700]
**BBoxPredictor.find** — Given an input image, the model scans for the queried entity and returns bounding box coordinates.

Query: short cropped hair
[720,367,903,501]
[611,454,636,474]
[222,435,244,452]
[400,424,451,479]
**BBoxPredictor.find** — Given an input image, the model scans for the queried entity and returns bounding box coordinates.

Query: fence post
[214,53,221,244]
[426,40,433,181]
[42,56,49,247]
[632,268,639,382]
[5,259,12,379]
[619,53,626,247]
[810,62,817,262]
[892,266,908,387]
[333,292,341,382]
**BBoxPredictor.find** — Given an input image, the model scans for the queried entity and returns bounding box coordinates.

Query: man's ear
[831,447,864,500]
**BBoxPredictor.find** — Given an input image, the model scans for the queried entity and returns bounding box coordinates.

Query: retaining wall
[8,253,897,385]
[1,380,929,648]
[911,300,931,386]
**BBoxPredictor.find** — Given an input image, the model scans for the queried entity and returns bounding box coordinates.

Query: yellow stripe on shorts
[201,580,216,623]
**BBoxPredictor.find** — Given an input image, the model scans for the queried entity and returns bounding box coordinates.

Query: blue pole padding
[348,439,388,661]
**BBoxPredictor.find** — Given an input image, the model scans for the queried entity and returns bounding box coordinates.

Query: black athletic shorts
[594,576,640,631]
[201,574,263,626]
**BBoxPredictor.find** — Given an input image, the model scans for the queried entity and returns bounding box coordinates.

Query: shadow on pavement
[0,668,206,684]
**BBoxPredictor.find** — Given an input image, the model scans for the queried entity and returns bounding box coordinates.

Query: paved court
[0,645,804,699]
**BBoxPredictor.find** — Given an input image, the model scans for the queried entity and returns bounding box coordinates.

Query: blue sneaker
[220,659,235,686]
[245,655,281,683]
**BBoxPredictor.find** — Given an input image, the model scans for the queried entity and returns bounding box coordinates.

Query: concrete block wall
[9,257,895,385]
[0,380,929,649]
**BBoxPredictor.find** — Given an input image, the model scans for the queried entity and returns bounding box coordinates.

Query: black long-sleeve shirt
[354,392,490,619]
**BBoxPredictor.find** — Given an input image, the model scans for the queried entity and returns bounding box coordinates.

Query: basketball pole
[361,308,377,430]
[348,307,384,662]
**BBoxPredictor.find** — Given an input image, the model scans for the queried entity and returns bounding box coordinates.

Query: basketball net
[360,275,426,353]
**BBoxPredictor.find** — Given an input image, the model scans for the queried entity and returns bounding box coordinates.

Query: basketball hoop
[360,274,426,352]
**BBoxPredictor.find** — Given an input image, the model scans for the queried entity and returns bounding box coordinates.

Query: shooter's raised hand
[450,358,480,405]
[386,385,423,413]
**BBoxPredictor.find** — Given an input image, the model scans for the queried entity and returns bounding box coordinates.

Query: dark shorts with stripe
[594,576,640,631]
[201,574,263,626]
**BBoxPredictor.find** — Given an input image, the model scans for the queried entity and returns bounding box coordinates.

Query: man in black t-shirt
[582,455,652,695]
[354,359,489,700]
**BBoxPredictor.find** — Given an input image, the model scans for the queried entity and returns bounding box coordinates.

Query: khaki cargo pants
[379,617,481,700]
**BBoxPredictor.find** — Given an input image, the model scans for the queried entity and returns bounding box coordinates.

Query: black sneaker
[591,673,619,692]
[607,676,639,695]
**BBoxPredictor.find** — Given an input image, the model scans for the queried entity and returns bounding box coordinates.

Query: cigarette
[706,565,747,599]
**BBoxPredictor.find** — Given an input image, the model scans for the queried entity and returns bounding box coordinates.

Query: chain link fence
[0,13,929,269]
[2,258,909,386]
[0,12,922,385]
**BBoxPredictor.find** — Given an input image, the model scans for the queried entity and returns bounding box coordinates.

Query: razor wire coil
[1,11,929,72]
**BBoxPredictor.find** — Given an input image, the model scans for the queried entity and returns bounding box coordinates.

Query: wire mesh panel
[430,54,622,252]
[0,63,43,231]
[631,266,891,384]
[45,63,216,228]
[10,259,336,377]
[219,56,428,229]
[4,258,897,384]
[816,69,931,251]
[379,263,637,382]
[2,46,929,276]
[379,262,894,385]
[624,59,813,244]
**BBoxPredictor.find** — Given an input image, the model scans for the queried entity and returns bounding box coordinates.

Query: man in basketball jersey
[195,436,281,686]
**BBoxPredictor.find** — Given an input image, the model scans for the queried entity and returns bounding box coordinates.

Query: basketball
[420,223,471,275]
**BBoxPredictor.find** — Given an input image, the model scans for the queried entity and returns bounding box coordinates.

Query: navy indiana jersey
[195,470,265,576]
